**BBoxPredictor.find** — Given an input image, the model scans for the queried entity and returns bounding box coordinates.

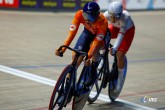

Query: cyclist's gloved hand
[109,47,116,56]
[84,58,91,66]
[55,47,65,57]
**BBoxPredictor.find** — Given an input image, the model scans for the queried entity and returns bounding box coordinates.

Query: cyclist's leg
[87,38,109,103]
[73,28,95,68]
[115,51,125,91]
[117,26,135,69]
[116,26,135,91]
[72,29,96,109]
[65,28,95,104]
[65,28,95,80]
[116,51,125,69]
[85,37,105,86]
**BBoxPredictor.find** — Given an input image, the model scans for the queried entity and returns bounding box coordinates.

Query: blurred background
[0,0,165,12]
[0,0,165,110]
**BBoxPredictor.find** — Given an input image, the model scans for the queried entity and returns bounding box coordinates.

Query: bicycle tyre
[108,56,127,102]
[88,56,106,103]
[49,65,73,110]
[72,66,90,110]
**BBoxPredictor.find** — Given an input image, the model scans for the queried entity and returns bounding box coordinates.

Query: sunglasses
[109,12,121,19]
[82,12,96,23]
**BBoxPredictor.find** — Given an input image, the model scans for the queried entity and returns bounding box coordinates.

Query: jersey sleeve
[113,12,129,51]
[88,17,108,59]
[120,11,130,34]
[113,25,126,51]
[63,11,82,50]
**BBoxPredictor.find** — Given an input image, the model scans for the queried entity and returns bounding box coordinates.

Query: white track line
[0,65,156,110]
[0,65,56,86]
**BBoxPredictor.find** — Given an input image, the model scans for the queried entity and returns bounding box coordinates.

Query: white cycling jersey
[103,10,134,51]
[104,10,134,33]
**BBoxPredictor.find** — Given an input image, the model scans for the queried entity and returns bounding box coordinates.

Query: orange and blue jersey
[63,10,108,59]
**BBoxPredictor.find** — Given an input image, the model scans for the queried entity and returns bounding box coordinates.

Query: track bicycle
[88,44,128,103]
[49,45,98,110]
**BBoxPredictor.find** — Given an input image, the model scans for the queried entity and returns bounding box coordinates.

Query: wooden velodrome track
[0,10,165,110]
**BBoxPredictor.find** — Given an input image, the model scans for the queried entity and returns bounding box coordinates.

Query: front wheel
[72,66,90,110]
[49,65,73,110]
[108,56,127,102]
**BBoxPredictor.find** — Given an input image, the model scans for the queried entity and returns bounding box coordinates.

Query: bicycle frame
[99,44,128,101]
[58,45,89,96]
[103,47,119,89]
[47,46,89,109]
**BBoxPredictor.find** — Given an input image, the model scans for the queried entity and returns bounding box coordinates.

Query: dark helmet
[83,2,100,23]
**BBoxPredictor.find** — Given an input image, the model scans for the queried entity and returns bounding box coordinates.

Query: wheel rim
[108,56,127,101]
[88,57,105,103]
[49,66,72,110]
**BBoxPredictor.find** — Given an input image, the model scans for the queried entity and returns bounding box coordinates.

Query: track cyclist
[55,2,108,86]
[104,1,135,91]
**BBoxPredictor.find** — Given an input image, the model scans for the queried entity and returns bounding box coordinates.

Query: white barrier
[96,0,165,10]
[153,0,165,9]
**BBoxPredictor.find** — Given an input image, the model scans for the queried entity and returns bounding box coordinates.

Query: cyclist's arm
[113,26,126,51]
[113,14,128,51]
[88,34,105,59]
[62,11,81,52]
[88,20,108,59]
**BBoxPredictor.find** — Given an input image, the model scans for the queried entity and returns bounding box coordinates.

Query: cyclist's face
[109,12,120,23]
[110,15,117,23]
[83,12,95,24]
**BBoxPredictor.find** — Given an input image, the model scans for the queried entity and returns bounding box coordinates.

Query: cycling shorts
[74,28,111,53]
[74,28,95,52]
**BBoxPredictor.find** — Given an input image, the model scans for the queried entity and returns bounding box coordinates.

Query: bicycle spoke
[94,80,99,92]
[98,72,103,80]
[53,93,61,108]
[87,56,106,103]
